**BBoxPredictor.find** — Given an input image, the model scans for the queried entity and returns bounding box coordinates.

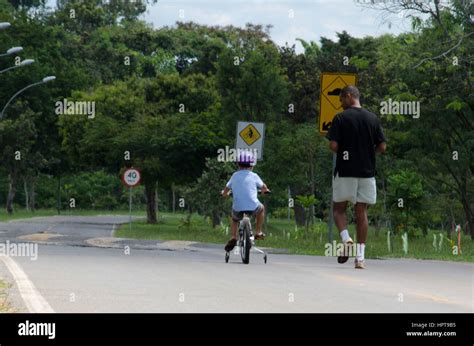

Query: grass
[0,279,12,313]
[0,208,146,222]
[115,212,228,244]
[116,212,474,262]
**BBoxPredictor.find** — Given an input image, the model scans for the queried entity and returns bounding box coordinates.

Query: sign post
[122,168,141,232]
[319,72,357,243]
[129,187,132,231]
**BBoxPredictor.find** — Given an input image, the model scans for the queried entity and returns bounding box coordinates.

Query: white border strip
[0,256,54,313]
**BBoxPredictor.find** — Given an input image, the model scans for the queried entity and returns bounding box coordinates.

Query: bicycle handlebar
[221,189,271,196]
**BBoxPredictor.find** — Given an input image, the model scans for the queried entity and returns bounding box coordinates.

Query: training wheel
[264,255,267,264]
[225,252,230,263]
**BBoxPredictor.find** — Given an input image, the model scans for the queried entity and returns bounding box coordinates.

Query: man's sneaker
[355,259,365,269]
[337,237,353,264]
[225,238,237,252]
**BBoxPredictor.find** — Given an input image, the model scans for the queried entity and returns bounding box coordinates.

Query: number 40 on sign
[122,168,141,187]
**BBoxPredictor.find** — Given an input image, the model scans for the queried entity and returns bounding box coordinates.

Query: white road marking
[0,255,54,313]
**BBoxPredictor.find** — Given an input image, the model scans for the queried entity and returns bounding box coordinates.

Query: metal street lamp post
[0,76,56,119]
[0,58,34,74]
[0,22,11,30]
[0,46,23,57]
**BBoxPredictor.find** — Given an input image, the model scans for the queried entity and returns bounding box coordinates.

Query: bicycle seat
[240,210,255,215]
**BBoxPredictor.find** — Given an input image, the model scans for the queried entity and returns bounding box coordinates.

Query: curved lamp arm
[0,76,56,119]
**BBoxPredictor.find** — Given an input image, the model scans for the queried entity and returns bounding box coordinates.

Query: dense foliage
[0,0,471,239]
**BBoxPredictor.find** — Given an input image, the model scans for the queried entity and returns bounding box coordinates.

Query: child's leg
[225,213,240,251]
[230,219,239,239]
[255,205,265,234]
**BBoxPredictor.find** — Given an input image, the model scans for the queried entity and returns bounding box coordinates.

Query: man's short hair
[340,85,360,99]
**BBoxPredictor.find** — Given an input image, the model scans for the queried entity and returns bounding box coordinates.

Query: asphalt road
[0,216,472,313]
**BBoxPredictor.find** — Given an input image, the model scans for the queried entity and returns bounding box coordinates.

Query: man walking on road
[327,85,387,269]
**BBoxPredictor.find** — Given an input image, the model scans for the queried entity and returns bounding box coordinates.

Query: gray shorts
[232,204,264,222]
[333,173,376,205]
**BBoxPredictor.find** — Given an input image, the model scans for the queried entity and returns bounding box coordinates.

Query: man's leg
[354,177,376,268]
[354,202,368,267]
[332,174,356,244]
[333,201,352,242]
[333,201,348,233]
[354,203,368,243]
[333,201,353,264]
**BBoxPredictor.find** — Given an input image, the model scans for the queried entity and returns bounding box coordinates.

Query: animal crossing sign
[319,72,357,134]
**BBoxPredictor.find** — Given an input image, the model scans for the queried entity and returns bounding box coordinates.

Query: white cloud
[143,0,410,53]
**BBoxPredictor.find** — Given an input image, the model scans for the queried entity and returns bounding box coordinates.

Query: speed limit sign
[122,168,141,187]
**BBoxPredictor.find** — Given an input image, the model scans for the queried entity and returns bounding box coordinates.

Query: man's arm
[375,142,387,154]
[329,140,338,153]
[374,119,387,154]
[260,183,269,194]
[327,115,340,153]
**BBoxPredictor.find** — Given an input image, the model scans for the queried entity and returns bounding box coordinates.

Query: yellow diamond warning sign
[236,121,265,160]
[239,124,261,146]
[319,73,357,134]
[323,76,351,110]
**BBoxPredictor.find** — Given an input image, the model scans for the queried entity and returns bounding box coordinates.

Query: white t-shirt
[226,170,264,211]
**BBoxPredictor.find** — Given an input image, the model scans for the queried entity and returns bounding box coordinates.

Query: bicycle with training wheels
[223,190,270,265]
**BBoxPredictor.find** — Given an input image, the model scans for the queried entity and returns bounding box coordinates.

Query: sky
[142,0,415,52]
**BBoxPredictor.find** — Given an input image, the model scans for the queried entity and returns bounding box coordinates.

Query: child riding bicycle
[221,151,270,252]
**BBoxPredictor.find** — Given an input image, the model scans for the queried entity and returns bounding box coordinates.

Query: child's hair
[237,162,252,169]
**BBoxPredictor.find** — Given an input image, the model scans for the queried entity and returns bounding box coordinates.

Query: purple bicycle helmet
[237,150,256,167]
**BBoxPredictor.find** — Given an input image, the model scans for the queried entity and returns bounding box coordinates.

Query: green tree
[0,103,40,214]
[216,41,289,135]
[183,158,234,228]
[261,122,332,226]
[388,170,424,235]
[279,44,320,123]
[60,74,223,223]
[368,0,474,238]
[295,194,318,234]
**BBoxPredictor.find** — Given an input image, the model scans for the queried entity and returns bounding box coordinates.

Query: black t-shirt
[327,107,386,178]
